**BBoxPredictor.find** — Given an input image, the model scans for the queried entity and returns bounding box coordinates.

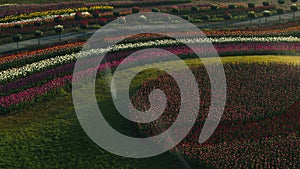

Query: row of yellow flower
[0,5,114,23]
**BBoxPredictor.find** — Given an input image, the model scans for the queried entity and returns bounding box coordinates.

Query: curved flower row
[0,2,85,18]
[107,36,300,52]
[0,59,120,110]
[0,63,74,97]
[176,133,299,168]
[3,38,299,70]
[0,12,91,27]
[105,27,300,42]
[2,40,300,84]
[0,42,84,70]
[0,5,113,23]
[0,52,78,84]
[0,76,72,113]
[131,63,300,130]
[3,42,300,96]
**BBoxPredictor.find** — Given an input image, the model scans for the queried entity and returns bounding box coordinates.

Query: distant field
[0,0,109,4]
[0,0,287,5]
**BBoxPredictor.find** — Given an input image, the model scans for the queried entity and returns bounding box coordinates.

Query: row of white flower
[0,12,91,27]
[113,36,300,50]
[1,36,300,83]
[181,36,300,43]
[0,53,77,83]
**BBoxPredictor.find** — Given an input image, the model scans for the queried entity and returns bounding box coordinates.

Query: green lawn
[1,55,299,169]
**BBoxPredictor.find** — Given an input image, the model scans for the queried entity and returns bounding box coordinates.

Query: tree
[263,10,271,24]
[181,15,190,21]
[14,24,23,29]
[80,20,88,37]
[54,25,64,42]
[278,0,285,4]
[118,16,126,36]
[262,2,270,6]
[74,12,82,21]
[228,4,236,9]
[247,11,256,26]
[98,18,108,26]
[170,6,180,14]
[291,4,298,20]
[223,13,232,28]
[113,11,120,17]
[138,15,147,32]
[191,6,198,13]
[34,20,42,27]
[201,14,210,27]
[277,8,284,23]
[162,15,172,29]
[12,34,22,51]
[74,12,82,27]
[119,16,126,24]
[210,4,218,10]
[152,8,160,12]
[54,16,63,24]
[92,10,100,23]
[132,6,141,14]
[34,30,43,45]
[291,0,297,3]
[248,3,255,8]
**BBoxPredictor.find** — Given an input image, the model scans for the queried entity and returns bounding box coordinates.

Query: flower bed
[104,28,300,43]
[0,2,85,18]
[131,63,300,126]
[0,5,113,23]
[130,63,300,168]
[176,132,299,168]
[1,36,299,84]
[0,42,84,71]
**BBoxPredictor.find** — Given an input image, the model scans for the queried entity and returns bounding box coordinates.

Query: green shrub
[74,12,82,21]
[248,3,255,8]
[262,2,270,6]
[228,4,236,9]
[278,0,285,4]
[170,6,180,14]
[54,16,63,23]
[247,11,256,19]
[132,6,141,14]
[277,8,284,14]
[12,34,22,42]
[201,14,210,21]
[152,7,160,12]
[113,11,120,17]
[223,13,232,20]
[191,6,198,12]
[210,4,218,10]
[263,10,271,17]
[14,24,23,29]
[181,15,190,21]
[34,30,43,37]
[54,25,64,33]
[34,20,42,26]
[291,4,298,11]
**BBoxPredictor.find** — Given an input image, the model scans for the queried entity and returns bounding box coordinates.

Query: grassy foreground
[0,55,299,169]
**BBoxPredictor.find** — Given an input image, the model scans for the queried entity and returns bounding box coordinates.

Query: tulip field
[1,0,300,168]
